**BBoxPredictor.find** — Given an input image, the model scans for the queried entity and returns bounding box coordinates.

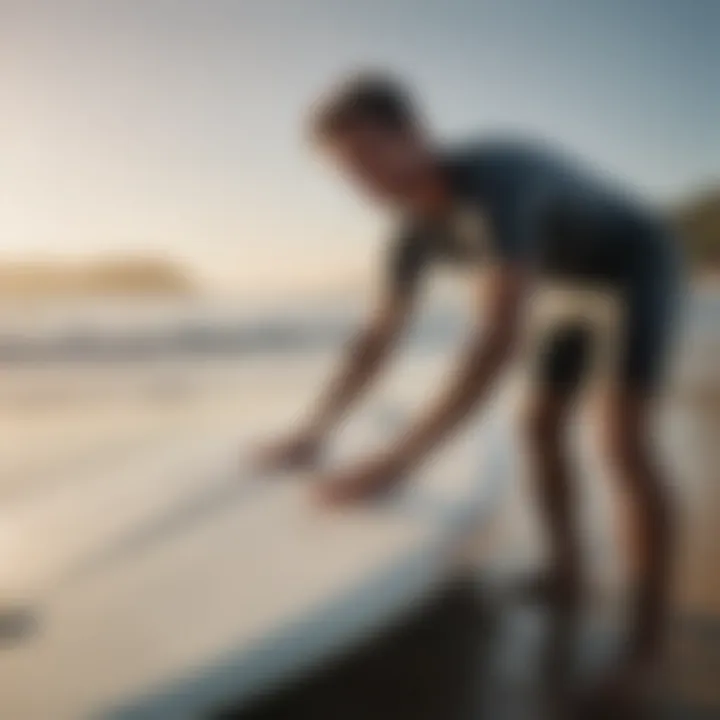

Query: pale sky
[1,0,718,291]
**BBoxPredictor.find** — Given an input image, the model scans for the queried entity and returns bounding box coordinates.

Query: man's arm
[392,264,524,467]
[255,287,415,471]
[318,264,525,501]
[305,289,415,436]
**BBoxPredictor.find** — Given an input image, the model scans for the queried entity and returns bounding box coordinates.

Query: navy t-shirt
[386,139,654,295]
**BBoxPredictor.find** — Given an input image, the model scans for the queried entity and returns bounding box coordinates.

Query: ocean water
[0,285,716,424]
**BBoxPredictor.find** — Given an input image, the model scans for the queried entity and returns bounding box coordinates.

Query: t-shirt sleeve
[479,163,541,264]
[384,228,429,298]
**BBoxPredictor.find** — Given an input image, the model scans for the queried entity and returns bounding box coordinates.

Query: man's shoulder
[388,215,427,251]
[384,217,434,290]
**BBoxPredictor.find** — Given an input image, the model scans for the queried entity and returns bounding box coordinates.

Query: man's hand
[252,287,414,478]
[315,454,407,506]
[253,429,324,473]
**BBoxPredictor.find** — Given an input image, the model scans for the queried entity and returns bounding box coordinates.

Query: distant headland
[674,187,720,273]
[0,257,195,299]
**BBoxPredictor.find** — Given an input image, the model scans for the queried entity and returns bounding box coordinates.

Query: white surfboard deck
[0,399,518,720]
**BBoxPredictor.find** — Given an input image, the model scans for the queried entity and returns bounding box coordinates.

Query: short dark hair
[309,72,418,143]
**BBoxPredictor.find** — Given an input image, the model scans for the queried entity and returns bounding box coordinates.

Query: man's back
[390,138,667,289]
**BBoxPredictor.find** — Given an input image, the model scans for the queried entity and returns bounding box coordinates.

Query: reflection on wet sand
[475,378,720,719]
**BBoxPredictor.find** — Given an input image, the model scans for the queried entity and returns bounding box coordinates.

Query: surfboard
[0,398,518,720]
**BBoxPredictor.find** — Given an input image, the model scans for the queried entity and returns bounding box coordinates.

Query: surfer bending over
[256,73,681,711]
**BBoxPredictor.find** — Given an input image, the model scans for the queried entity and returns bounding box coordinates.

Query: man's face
[324,121,429,205]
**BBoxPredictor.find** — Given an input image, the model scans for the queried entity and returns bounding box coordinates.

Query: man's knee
[597,395,674,516]
[600,416,644,471]
[597,396,652,472]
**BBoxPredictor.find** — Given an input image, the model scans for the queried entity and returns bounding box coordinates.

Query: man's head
[309,73,435,205]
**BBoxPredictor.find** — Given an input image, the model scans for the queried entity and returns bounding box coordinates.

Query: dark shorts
[535,213,684,395]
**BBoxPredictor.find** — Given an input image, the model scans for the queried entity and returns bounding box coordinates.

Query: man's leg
[588,227,681,712]
[597,390,675,670]
[522,321,593,607]
[521,321,594,715]
[522,388,583,608]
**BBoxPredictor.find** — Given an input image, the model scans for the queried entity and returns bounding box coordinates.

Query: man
[257,73,681,708]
